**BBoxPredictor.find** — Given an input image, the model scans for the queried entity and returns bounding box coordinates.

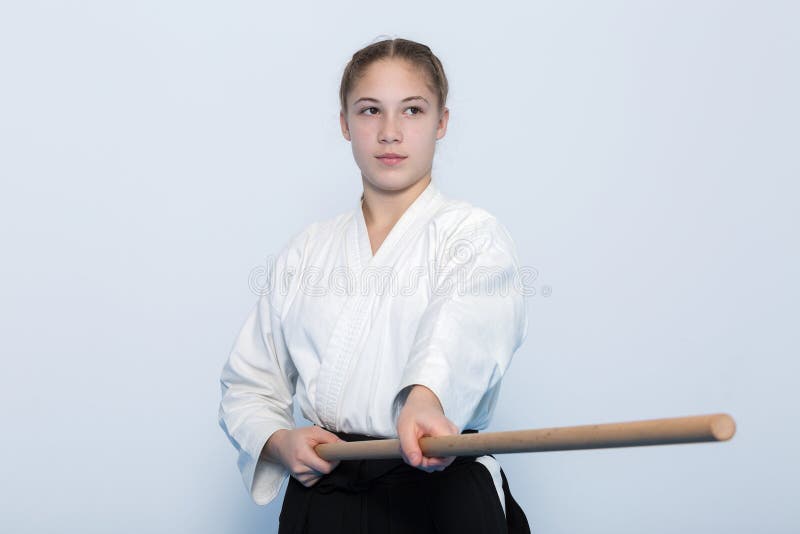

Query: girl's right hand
[262,426,344,487]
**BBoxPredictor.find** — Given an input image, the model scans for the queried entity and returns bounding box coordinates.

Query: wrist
[407,384,444,413]
[261,428,288,463]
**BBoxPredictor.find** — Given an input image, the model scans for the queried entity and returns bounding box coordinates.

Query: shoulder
[274,209,352,264]
[264,209,351,310]
[428,196,518,253]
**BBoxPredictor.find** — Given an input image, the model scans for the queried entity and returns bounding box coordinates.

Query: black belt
[314,428,481,493]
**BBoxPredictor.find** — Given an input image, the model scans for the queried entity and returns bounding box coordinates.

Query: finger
[417,463,437,473]
[297,445,339,474]
[301,454,338,475]
[421,457,447,470]
[397,423,422,466]
[426,418,459,438]
[298,474,318,488]
[312,426,346,444]
[422,455,457,471]
[295,464,326,485]
[292,471,311,486]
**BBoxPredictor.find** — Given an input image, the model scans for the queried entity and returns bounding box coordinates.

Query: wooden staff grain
[315,413,736,461]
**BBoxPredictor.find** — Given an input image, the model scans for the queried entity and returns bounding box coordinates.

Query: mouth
[376,154,407,166]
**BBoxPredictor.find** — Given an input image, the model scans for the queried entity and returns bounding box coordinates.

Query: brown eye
[361,107,379,115]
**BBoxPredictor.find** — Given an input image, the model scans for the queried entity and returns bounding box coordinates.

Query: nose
[378,113,402,144]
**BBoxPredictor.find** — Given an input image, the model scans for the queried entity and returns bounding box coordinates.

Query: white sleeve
[218,292,298,506]
[391,216,528,432]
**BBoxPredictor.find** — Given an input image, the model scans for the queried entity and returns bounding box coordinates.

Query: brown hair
[339,37,449,118]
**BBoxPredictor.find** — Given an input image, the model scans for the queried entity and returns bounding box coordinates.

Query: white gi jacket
[218,179,528,508]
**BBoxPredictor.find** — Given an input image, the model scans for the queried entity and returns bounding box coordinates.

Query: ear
[436,106,449,140]
[340,110,351,141]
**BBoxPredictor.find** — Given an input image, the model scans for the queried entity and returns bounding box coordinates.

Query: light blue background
[1,1,797,533]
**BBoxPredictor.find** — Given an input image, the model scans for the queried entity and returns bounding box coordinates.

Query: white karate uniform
[218,179,528,512]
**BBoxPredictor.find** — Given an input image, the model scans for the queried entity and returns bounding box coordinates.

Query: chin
[365,174,421,193]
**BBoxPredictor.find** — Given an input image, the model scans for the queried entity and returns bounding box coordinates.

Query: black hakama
[278,429,531,533]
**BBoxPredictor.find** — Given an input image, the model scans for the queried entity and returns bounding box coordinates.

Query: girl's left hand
[396,384,459,473]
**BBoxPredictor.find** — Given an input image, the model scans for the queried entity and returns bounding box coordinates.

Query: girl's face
[340,58,449,194]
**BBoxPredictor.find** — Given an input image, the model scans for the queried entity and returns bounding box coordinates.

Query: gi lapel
[316,180,444,431]
[355,179,442,269]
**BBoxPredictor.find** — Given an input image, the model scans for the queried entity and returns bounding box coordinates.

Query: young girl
[219,37,531,533]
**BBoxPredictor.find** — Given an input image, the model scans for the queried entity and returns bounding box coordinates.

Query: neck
[361,176,432,230]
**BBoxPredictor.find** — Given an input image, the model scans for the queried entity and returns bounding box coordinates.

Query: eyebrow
[352,96,429,106]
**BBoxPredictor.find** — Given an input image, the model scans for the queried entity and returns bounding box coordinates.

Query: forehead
[350,59,433,102]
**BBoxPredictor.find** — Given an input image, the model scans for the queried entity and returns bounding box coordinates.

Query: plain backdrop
[1,1,797,533]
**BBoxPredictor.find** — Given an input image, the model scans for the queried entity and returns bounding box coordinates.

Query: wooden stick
[315,413,736,461]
